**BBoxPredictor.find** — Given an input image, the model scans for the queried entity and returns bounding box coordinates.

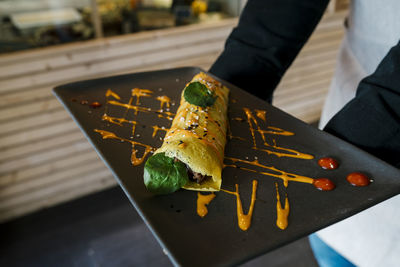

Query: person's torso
[318,1,400,267]
[347,0,400,74]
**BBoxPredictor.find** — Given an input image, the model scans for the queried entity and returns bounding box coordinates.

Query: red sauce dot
[346,172,371,187]
[89,101,102,108]
[318,157,339,170]
[313,178,336,191]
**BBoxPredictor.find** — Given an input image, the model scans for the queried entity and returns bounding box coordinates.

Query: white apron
[317,1,400,266]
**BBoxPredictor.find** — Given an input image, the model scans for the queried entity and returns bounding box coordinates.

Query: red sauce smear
[90,101,102,108]
[346,172,371,187]
[318,157,338,170]
[313,178,335,191]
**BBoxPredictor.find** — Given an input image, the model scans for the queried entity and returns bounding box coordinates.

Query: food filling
[174,157,211,184]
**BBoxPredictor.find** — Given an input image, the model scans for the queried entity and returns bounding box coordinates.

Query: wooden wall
[0,11,345,222]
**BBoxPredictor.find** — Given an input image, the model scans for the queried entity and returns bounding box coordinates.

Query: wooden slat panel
[0,171,116,222]
[282,57,336,80]
[277,68,335,92]
[0,52,220,109]
[0,140,91,175]
[0,23,233,83]
[0,40,225,94]
[275,73,334,99]
[0,97,61,121]
[0,130,84,162]
[280,96,327,123]
[0,149,99,187]
[0,86,52,109]
[0,19,237,65]
[0,160,108,203]
[0,108,67,136]
[0,119,77,150]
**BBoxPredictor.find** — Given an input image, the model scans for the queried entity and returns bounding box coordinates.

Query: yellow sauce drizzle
[152,125,169,138]
[255,109,267,122]
[98,88,319,233]
[222,180,258,231]
[102,114,137,136]
[131,88,153,105]
[197,192,216,218]
[156,95,171,109]
[107,100,175,118]
[94,129,154,165]
[224,157,314,187]
[254,145,314,160]
[227,118,247,141]
[102,114,136,127]
[275,182,289,230]
[105,89,121,100]
[243,108,313,159]
[108,100,148,113]
[156,95,172,120]
[266,126,293,135]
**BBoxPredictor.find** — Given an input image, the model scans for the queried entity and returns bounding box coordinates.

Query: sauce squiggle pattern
[94,88,323,231]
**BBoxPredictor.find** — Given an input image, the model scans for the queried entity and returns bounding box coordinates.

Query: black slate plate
[54,67,400,267]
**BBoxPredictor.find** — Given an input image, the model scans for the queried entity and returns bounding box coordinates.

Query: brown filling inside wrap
[174,158,211,184]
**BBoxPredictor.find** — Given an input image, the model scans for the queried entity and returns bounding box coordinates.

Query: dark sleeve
[209,0,330,102]
[324,41,400,168]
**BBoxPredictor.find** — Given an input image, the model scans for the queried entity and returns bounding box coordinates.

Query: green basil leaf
[183,82,216,108]
[144,153,188,195]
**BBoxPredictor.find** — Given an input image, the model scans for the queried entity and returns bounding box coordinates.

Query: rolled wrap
[145,72,229,193]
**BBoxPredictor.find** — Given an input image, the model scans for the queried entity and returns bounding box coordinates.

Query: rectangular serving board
[54,67,400,266]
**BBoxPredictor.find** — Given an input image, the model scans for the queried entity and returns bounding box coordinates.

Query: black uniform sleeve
[324,41,400,168]
[209,0,330,102]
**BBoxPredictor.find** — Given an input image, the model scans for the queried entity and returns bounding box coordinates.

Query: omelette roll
[144,72,229,194]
